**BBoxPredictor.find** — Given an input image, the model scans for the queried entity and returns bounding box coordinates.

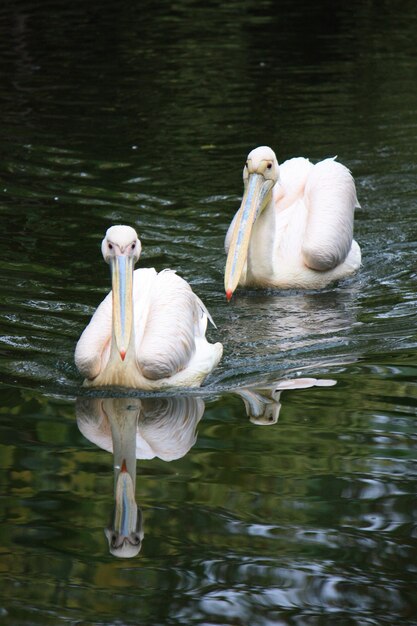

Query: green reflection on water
[0,0,417,624]
[0,363,416,624]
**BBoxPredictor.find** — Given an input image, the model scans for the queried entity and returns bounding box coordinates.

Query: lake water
[0,1,416,625]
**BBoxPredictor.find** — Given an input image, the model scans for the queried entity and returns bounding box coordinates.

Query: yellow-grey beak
[110,255,134,361]
[224,173,274,300]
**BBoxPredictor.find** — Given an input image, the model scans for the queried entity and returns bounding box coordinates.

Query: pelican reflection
[234,377,336,425]
[76,395,204,558]
[76,378,336,556]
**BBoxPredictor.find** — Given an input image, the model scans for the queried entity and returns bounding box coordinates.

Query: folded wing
[302,158,359,271]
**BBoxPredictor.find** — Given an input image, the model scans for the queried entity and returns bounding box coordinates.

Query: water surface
[0,1,416,625]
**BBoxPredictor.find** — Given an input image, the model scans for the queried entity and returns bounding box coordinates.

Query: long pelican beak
[225,173,274,300]
[110,255,134,361]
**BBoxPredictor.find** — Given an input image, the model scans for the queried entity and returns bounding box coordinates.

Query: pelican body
[75,225,222,389]
[225,146,361,299]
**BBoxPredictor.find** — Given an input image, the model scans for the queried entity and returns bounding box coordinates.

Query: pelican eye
[108,243,113,250]
[131,243,136,250]
[267,163,272,170]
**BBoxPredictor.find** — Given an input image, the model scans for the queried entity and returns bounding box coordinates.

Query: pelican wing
[136,269,202,380]
[194,293,216,329]
[74,292,112,380]
[302,158,359,271]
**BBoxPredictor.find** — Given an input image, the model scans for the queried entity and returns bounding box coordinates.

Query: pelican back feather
[302,158,358,271]
[74,292,112,380]
[137,270,197,380]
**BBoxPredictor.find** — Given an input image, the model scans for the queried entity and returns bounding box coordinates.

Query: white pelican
[75,225,223,389]
[224,146,361,299]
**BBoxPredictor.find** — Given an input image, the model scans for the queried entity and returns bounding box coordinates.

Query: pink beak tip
[226,289,233,302]
[120,349,126,361]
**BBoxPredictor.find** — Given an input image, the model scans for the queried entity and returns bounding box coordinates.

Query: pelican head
[102,225,141,362]
[101,225,141,263]
[225,146,279,300]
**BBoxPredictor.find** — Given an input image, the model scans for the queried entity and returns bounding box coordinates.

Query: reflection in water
[76,396,205,557]
[76,380,337,557]
[234,377,337,425]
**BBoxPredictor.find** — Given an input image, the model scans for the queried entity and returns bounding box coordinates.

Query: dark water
[0,1,416,624]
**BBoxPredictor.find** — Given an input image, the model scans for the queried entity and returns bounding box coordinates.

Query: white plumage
[224,146,361,298]
[75,225,222,389]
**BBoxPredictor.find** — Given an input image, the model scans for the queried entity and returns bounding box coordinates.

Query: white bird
[224,146,361,300]
[75,225,222,389]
